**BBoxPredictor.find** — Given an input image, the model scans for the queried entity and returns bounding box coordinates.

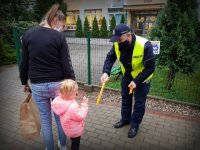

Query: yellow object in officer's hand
[96,81,106,105]
[129,86,133,94]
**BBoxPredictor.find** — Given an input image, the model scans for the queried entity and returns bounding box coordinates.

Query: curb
[77,81,200,108]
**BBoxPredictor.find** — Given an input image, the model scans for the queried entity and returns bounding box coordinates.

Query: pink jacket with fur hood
[51,96,88,138]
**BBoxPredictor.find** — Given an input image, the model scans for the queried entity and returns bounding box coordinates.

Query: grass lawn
[106,67,200,105]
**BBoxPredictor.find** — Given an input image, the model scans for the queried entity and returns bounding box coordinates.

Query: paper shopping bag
[20,93,41,140]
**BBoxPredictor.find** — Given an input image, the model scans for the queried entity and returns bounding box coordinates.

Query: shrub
[84,17,90,37]
[149,0,200,89]
[120,14,125,24]
[75,16,83,37]
[0,37,16,65]
[91,16,99,38]
[109,15,116,37]
[99,17,108,38]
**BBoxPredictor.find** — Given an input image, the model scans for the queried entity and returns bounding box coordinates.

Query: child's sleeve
[51,98,68,116]
[70,102,88,121]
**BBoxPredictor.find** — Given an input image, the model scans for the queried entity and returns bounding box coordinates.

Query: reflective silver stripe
[144,57,154,63]
[121,30,129,34]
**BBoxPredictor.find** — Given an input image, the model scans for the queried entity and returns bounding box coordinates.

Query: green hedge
[0,21,38,66]
[0,37,16,65]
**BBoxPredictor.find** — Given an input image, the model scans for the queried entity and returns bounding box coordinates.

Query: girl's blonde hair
[60,79,78,98]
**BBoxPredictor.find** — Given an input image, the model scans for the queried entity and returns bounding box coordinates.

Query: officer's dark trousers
[121,76,150,129]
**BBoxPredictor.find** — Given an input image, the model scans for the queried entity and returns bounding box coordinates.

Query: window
[66,10,80,30]
[85,9,102,27]
[133,12,157,37]
[108,8,125,26]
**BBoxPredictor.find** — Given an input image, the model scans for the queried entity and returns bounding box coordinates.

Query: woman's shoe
[58,140,67,150]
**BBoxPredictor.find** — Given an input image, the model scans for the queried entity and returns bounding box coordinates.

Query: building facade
[65,0,200,37]
[124,0,166,36]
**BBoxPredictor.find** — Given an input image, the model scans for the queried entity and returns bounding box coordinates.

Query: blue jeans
[31,81,67,150]
[121,76,150,129]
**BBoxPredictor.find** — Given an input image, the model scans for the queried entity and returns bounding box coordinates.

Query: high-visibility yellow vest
[114,35,153,83]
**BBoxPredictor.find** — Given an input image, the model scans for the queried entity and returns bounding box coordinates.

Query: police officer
[101,24,155,138]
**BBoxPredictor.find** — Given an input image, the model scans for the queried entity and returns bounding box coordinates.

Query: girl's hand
[82,96,89,103]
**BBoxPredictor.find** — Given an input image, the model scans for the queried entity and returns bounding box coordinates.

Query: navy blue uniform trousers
[121,76,150,129]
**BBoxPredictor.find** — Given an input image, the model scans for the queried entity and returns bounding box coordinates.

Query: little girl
[51,79,89,150]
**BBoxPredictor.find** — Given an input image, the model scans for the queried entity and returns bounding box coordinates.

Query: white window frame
[108,8,125,29]
[66,10,80,30]
[85,9,102,28]
[108,12,125,26]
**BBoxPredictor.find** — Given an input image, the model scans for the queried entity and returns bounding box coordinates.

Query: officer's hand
[128,81,136,89]
[101,73,109,83]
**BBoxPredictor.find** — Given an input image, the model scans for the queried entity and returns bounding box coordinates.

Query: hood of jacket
[51,96,74,116]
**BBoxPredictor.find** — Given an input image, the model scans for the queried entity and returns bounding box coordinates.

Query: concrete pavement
[0,64,200,150]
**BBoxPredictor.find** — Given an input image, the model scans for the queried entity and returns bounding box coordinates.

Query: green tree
[34,0,67,21]
[83,17,90,37]
[0,0,37,65]
[91,16,99,38]
[109,15,116,37]
[99,17,108,38]
[75,16,83,37]
[0,0,35,22]
[149,0,200,90]
[0,0,35,42]
[120,14,125,24]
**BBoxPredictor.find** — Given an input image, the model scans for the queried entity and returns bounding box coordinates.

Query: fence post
[12,27,21,70]
[87,31,91,85]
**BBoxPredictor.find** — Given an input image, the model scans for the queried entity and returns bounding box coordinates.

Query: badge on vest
[133,55,143,58]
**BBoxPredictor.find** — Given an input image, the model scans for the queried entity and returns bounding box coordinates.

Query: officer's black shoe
[114,120,130,128]
[128,128,138,138]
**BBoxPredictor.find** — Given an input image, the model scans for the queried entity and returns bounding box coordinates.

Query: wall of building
[65,0,127,36]
[126,0,166,5]
[66,0,110,28]
[80,0,109,25]
[65,0,200,37]
[65,0,81,10]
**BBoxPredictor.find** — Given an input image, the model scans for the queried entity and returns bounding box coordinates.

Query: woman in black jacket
[20,4,75,150]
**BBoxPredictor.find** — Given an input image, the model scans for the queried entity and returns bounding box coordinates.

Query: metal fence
[67,36,116,85]
[12,28,26,69]
[13,28,200,106]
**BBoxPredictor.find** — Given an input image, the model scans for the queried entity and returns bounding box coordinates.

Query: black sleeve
[133,41,155,85]
[60,37,75,80]
[103,46,117,76]
[20,33,29,85]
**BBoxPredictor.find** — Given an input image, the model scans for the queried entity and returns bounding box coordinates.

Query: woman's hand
[23,84,30,92]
